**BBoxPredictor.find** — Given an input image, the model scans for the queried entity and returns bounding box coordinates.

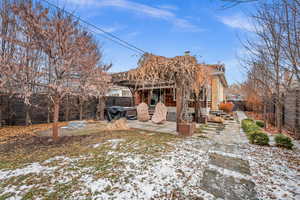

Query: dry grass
[0,128,178,170]
[0,121,181,199]
[0,122,68,144]
[0,128,181,199]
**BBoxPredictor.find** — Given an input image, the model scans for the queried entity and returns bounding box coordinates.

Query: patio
[127,120,178,134]
[127,112,249,145]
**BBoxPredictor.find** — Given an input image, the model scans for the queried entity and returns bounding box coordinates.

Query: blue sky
[48,0,256,85]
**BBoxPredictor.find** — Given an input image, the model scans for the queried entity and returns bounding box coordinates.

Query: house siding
[211,77,219,110]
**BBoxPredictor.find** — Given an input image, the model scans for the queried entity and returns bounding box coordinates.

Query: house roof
[112,59,228,88]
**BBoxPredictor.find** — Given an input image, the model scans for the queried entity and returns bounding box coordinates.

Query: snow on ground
[107,138,125,149]
[240,144,300,200]
[0,163,56,181]
[0,138,214,200]
[0,135,299,200]
[69,138,214,200]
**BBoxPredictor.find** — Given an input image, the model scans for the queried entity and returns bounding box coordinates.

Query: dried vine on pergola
[128,53,197,87]
[127,53,201,122]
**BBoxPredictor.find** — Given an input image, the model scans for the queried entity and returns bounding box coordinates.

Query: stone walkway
[236,111,248,122]
[129,113,257,199]
[196,120,248,144]
[194,116,256,199]
[201,143,257,200]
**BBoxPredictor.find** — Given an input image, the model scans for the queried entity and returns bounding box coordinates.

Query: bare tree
[219,0,259,8]
[241,0,299,131]
[0,0,19,126]
[72,31,103,120]
[91,66,112,121]
[12,1,107,139]
[192,66,211,123]
[282,0,300,83]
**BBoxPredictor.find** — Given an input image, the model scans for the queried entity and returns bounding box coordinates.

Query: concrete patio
[127,120,177,134]
[127,112,249,145]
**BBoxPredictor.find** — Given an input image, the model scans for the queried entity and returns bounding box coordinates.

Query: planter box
[177,122,196,136]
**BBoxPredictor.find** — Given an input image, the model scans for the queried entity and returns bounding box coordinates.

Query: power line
[40,0,147,55]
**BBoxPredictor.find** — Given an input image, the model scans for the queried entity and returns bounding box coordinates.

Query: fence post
[295,89,300,139]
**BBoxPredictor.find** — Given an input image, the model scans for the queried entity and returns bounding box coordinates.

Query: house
[106,86,132,97]
[129,64,227,111]
[112,57,228,112]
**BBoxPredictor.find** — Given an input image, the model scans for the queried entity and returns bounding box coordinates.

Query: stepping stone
[209,153,251,175]
[201,130,215,134]
[200,168,257,200]
[202,127,216,130]
[212,144,239,154]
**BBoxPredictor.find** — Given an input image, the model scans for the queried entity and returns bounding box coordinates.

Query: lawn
[0,121,299,200]
[1,123,194,199]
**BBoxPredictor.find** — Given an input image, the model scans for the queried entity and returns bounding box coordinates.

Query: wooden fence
[284,87,300,138]
[0,94,133,126]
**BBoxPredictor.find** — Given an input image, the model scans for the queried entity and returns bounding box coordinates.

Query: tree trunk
[97,96,106,121]
[276,103,282,132]
[47,102,51,123]
[100,97,106,120]
[194,96,199,123]
[7,99,14,125]
[263,102,267,130]
[52,99,60,141]
[129,88,135,106]
[176,84,183,130]
[0,105,2,127]
[0,105,3,127]
[65,95,70,121]
[79,102,83,120]
[194,95,201,123]
[25,104,31,126]
[204,87,208,111]
[275,92,282,133]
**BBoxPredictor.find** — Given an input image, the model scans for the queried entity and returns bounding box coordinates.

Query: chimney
[184,51,190,56]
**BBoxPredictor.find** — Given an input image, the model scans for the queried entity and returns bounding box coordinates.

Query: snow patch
[207,164,252,181]
[240,144,300,200]
[107,139,125,149]
[0,163,56,180]
[92,143,102,148]
[209,150,245,159]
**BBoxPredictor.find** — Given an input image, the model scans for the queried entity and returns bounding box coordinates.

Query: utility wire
[40,0,147,55]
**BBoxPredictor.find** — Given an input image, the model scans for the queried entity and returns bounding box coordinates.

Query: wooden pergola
[112,53,211,135]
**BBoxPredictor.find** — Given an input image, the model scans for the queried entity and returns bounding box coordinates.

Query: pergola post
[176,84,183,131]
[129,87,136,106]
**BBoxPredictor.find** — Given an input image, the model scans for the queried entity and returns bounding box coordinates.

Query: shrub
[274,134,293,149]
[219,102,234,113]
[242,118,254,125]
[241,119,253,128]
[256,120,265,128]
[248,131,269,145]
[242,119,260,134]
